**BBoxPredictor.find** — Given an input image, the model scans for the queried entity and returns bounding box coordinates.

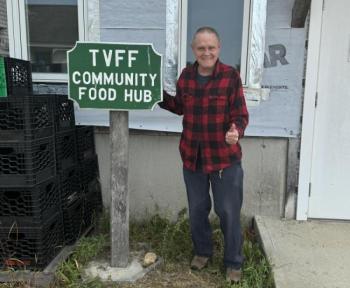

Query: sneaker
[226,267,242,283]
[190,255,210,270]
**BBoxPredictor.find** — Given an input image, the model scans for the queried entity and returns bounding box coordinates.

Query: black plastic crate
[85,178,102,211]
[54,95,75,132]
[4,57,33,96]
[0,177,60,227]
[59,165,81,208]
[79,155,99,192]
[76,126,95,162]
[0,137,56,187]
[81,179,102,234]
[55,130,77,171]
[62,197,84,245]
[0,212,64,270]
[0,95,54,142]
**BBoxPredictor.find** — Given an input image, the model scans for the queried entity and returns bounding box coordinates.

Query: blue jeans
[183,162,244,269]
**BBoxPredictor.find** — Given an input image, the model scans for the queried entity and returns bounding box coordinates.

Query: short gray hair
[192,26,221,44]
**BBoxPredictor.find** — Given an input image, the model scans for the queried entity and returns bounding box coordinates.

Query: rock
[143,252,157,267]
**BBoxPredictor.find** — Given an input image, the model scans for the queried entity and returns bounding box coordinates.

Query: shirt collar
[191,60,221,79]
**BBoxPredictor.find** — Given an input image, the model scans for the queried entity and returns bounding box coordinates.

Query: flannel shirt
[159,61,249,173]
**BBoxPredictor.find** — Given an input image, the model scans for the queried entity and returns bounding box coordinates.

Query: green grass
[129,210,274,288]
[55,234,107,288]
[0,210,273,288]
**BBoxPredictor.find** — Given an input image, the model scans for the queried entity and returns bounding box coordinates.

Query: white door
[308,0,350,219]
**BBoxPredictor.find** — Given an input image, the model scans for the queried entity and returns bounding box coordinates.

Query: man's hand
[225,123,239,145]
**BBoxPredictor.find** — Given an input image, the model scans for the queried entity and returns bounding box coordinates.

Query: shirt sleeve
[158,87,184,115]
[229,71,249,138]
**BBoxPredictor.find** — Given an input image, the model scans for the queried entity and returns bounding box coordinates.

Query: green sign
[0,57,7,97]
[68,42,162,110]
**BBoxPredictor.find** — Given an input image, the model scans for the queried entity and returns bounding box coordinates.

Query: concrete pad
[255,216,350,288]
[84,257,162,283]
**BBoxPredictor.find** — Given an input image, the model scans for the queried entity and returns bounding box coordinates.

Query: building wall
[100,0,166,57]
[0,0,9,56]
[92,0,303,220]
[1,0,305,220]
[95,128,287,221]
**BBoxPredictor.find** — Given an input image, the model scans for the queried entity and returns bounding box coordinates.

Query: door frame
[297,0,324,221]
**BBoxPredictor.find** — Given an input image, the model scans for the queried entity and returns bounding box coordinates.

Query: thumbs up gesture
[225,123,239,145]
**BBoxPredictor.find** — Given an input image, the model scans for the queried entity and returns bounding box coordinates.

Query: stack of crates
[62,125,102,244]
[0,58,64,270]
[0,57,102,270]
[76,126,102,232]
[54,94,81,245]
[56,96,102,245]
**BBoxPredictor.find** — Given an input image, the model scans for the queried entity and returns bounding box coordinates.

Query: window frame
[6,0,87,83]
[178,0,267,90]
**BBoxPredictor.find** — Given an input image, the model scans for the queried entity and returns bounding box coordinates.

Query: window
[179,0,267,90]
[6,0,86,82]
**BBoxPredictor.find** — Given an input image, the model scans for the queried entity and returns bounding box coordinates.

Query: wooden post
[110,110,129,267]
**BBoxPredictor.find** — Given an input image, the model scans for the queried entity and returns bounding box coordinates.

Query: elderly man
[159,26,249,283]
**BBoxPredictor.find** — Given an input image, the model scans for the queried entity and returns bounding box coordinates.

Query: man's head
[191,27,221,76]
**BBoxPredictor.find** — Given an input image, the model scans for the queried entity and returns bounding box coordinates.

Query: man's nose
[203,48,210,55]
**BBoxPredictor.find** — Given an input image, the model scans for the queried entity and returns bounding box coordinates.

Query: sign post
[68,42,162,267]
[110,110,129,267]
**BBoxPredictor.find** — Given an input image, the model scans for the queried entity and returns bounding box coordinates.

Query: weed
[129,211,273,288]
[55,234,107,288]
[0,211,273,288]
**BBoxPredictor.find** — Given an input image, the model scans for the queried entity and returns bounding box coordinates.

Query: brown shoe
[226,267,242,283]
[190,255,210,270]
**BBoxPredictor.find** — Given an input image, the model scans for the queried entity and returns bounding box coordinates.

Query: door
[308,0,350,219]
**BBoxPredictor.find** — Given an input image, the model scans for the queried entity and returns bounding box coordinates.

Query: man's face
[191,32,221,75]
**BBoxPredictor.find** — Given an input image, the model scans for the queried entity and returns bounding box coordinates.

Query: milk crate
[0,137,56,187]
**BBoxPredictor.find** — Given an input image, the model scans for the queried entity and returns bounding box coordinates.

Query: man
[159,26,249,283]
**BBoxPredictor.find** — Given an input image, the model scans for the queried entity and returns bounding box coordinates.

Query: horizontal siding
[100,0,165,28]
[0,0,6,28]
[100,29,165,56]
[0,0,9,55]
[100,0,166,56]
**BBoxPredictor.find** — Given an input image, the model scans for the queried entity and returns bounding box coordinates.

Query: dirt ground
[101,262,234,288]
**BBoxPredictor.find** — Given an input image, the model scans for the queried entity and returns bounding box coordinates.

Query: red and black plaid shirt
[159,61,249,173]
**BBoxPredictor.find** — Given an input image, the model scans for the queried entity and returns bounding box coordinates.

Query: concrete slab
[84,256,162,283]
[255,216,350,288]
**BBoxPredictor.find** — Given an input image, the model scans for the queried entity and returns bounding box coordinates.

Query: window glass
[187,0,244,71]
[25,0,79,73]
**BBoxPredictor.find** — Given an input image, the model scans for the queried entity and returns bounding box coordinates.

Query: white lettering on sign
[78,87,117,101]
[88,49,141,67]
[103,50,114,67]
[71,71,156,86]
[73,71,81,84]
[104,73,113,85]
[114,50,125,67]
[78,87,87,99]
[89,49,99,67]
[83,72,91,84]
[124,89,152,103]
[128,50,138,67]
[149,74,157,86]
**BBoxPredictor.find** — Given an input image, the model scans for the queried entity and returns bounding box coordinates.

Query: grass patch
[55,234,108,288]
[129,210,274,288]
[0,211,273,287]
